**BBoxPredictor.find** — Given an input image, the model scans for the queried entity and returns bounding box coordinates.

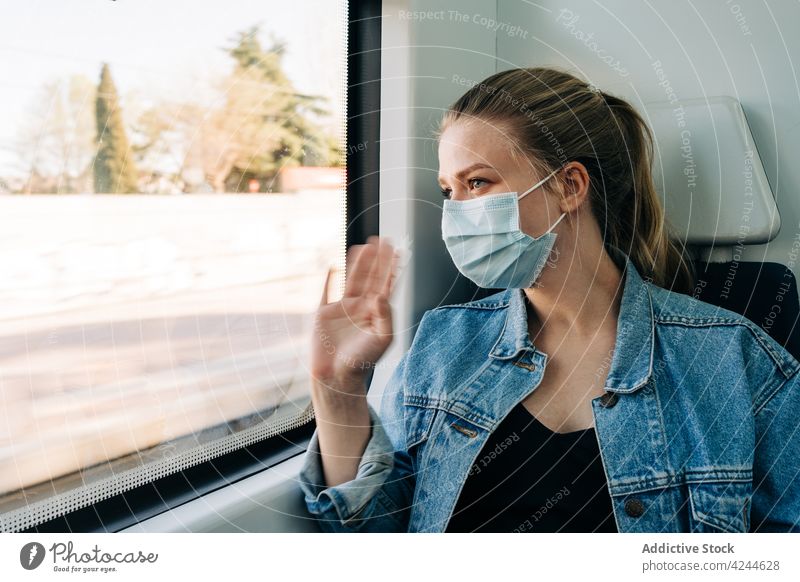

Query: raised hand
[311,236,399,393]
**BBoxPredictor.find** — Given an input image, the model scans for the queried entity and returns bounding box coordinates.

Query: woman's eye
[440,178,487,198]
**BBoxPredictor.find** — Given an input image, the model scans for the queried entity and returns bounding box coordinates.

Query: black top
[445,402,618,532]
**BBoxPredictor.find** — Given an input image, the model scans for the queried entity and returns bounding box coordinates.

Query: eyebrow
[437,163,497,185]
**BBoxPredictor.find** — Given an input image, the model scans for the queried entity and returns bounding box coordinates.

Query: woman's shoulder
[402,290,512,370]
[647,280,758,324]
[427,289,512,312]
[646,281,800,380]
[414,289,511,330]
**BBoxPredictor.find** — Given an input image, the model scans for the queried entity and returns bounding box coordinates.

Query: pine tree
[93,63,138,193]
[212,26,337,190]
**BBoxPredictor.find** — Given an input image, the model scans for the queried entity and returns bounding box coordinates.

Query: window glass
[0,0,347,531]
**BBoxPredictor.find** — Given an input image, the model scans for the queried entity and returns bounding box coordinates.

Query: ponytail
[603,92,696,292]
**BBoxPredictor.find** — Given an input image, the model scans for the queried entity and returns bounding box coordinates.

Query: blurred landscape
[0,191,344,495]
[0,1,346,498]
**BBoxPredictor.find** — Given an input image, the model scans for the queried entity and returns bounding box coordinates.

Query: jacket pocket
[687,480,752,533]
[404,403,437,452]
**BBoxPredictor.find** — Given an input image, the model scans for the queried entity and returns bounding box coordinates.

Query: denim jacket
[298,247,800,532]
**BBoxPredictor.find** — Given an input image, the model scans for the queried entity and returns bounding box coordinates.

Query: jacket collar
[488,245,655,394]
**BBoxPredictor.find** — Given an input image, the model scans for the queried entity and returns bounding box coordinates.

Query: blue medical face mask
[441,167,566,289]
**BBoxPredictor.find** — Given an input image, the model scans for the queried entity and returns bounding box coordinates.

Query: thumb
[319,266,333,306]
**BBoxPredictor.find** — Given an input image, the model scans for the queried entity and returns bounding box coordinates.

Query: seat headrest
[643,96,779,246]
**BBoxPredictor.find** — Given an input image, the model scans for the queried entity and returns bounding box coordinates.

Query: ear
[557,160,592,214]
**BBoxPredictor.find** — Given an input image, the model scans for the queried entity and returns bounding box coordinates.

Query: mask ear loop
[545,210,568,234]
[517,166,568,235]
[517,166,563,200]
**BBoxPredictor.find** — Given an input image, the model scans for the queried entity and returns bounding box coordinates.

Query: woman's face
[437,119,567,238]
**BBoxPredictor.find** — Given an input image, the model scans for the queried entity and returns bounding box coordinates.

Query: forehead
[437,119,522,181]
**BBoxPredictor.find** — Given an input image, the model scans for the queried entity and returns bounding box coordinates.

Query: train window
[0,0,368,532]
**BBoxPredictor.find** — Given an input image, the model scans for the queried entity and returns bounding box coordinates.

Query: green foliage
[211,25,340,190]
[130,25,341,192]
[93,63,139,193]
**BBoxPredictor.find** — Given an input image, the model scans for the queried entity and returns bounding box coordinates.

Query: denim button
[512,360,537,372]
[450,422,478,438]
[624,498,645,517]
[599,391,619,408]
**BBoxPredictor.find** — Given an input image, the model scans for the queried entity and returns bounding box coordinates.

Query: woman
[299,67,800,533]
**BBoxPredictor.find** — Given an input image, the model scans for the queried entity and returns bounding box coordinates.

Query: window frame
[23,0,382,533]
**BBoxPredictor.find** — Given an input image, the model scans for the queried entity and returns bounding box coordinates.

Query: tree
[218,26,339,187]
[183,26,339,191]
[130,26,341,193]
[93,63,139,193]
[16,75,96,193]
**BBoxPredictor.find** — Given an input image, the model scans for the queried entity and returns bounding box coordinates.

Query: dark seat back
[687,261,800,361]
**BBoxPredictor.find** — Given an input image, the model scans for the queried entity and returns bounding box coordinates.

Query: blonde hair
[435,66,695,293]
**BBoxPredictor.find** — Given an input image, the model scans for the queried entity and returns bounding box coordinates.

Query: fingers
[342,239,374,298]
[381,249,401,298]
[372,293,393,338]
[344,236,395,299]
[364,236,394,298]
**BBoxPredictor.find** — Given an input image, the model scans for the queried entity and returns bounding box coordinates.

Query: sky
[0,0,346,178]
